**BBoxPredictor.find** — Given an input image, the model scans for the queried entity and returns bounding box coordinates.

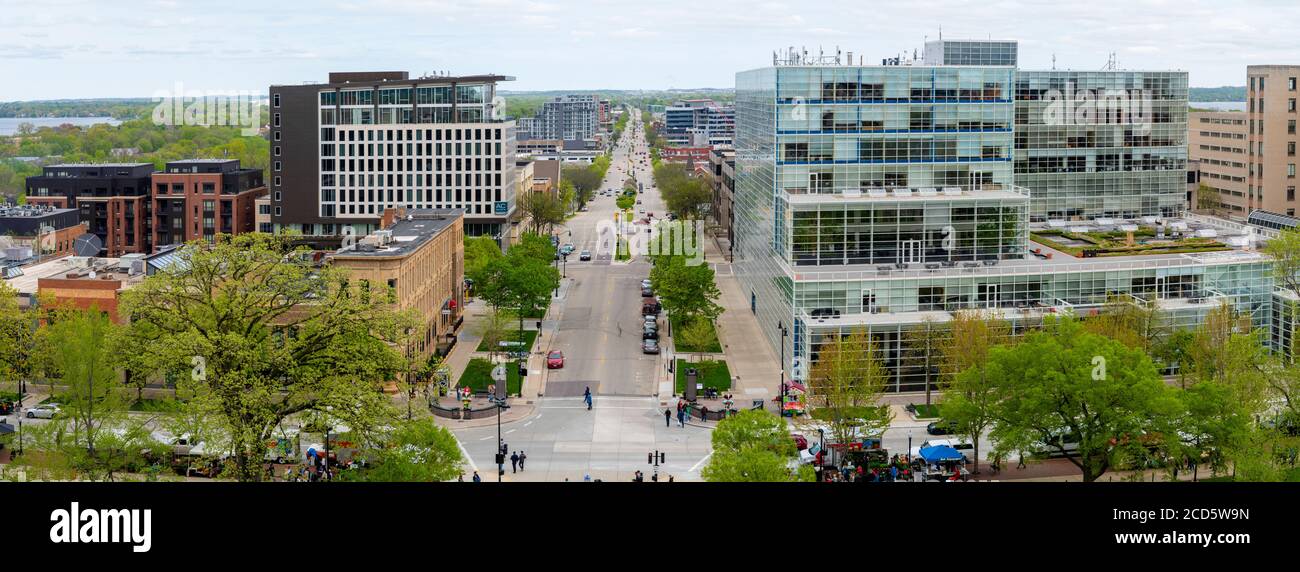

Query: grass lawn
[911,403,942,419]
[458,357,524,396]
[670,317,723,353]
[1031,230,1229,257]
[674,359,732,393]
[129,398,184,413]
[476,328,539,352]
[615,238,631,261]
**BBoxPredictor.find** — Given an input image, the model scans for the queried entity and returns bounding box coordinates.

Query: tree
[988,317,1182,482]
[703,409,812,482]
[464,235,503,286]
[805,329,893,450]
[1195,183,1224,213]
[1266,227,1300,297]
[338,419,463,482]
[475,307,515,363]
[516,190,565,234]
[394,309,433,421]
[1172,380,1250,481]
[675,317,716,362]
[19,308,167,481]
[940,310,1012,474]
[562,164,602,204]
[1085,295,1166,353]
[649,255,722,324]
[119,233,409,481]
[1188,302,1270,416]
[901,317,946,407]
[0,282,36,394]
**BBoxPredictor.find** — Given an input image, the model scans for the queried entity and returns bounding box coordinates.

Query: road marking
[478,436,493,441]
[689,452,713,472]
[454,434,479,472]
[505,429,516,434]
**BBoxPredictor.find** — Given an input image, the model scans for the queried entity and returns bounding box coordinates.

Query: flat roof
[4,255,145,295]
[332,209,462,259]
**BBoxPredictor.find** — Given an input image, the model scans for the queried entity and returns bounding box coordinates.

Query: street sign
[494,201,509,215]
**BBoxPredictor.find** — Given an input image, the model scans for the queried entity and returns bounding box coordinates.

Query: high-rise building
[269,72,518,241]
[526,95,598,141]
[1014,70,1189,220]
[662,99,735,147]
[150,159,267,249]
[1188,111,1249,216]
[1247,66,1300,216]
[734,47,1272,395]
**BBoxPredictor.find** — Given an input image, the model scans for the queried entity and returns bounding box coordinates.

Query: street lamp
[777,321,789,417]
[491,364,510,482]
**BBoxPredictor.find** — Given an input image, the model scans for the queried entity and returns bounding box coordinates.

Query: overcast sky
[2,0,1297,101]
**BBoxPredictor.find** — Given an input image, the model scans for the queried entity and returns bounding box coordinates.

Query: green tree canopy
[118,233,411,481]
[987,317,1182,482]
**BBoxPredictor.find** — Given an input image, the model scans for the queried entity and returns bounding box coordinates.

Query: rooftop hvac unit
[374,230,394,245]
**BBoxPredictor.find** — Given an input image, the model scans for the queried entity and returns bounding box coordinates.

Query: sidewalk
[428,397,537,430]
[706,239,781,408]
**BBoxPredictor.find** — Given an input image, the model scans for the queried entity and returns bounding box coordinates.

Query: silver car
[26,403,62,419]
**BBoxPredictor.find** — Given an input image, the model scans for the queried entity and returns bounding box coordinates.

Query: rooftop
[4,255,147,296]
[331,209,462,259]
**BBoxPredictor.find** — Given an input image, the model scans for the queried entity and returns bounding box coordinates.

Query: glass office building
[736,58,1272,393]
[1015,70,1189,220]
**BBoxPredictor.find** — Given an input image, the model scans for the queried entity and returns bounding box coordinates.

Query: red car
[546,350,565,369]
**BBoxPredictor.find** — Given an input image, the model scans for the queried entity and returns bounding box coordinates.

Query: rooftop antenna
[1052,54,1056,70]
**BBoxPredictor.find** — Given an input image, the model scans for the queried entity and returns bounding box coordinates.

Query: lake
[0,116,121,136]
[1193,101,1246,112]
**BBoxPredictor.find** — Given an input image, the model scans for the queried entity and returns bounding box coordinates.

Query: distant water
[0,116,121,136]
[1193,101,1247,112]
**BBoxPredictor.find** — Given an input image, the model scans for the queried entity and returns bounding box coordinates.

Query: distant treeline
[0,99,161,120]
[1189,86,1246,102]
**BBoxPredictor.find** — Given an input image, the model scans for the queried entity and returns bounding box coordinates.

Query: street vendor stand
[917,445,968,481]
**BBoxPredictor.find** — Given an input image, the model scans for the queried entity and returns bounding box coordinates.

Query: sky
[1,0,1298,101]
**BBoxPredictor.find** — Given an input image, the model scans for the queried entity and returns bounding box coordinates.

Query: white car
[26,403,62,419]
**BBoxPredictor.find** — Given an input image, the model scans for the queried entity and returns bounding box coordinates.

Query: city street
[450,111,703,481]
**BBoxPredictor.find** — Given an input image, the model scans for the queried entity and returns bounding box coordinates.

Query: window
[1289,187,1296,201]
[1290,164,1296,178]
[274,161,282,171]
[1291,98,1297,113]
[274,176,282,186]
[274,146,281,157]
[273,93,280,107]
[1290,142,1296,157]
[273,113,281,127]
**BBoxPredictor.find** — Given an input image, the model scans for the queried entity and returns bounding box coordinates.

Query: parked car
[642,338,660,354]
[546,350,565,369]
[643,324,659,339]
[579,249,591,261]
[641,287,654,297]
[926,419,959,435]
[643,315,657,326]
[640,279,652,290]
[26,403,61,419]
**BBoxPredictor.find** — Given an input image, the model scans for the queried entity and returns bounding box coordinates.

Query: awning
[918,445,965,463]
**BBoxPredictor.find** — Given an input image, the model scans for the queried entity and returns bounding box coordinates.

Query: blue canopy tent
[918,445,964,464]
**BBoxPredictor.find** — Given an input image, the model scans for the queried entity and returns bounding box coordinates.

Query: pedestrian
[458,473,464,482]
[501,441,508,456]
[890,465,898,482]
[518,451,527,471]
[677,408,686,427]
[472,471,481,482]
[1016,452,1027,470]
[668,475,674,483]
[583,386,592,410]
[664,408,672,427]
[511,452,519,473]
[583,474,592,482]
